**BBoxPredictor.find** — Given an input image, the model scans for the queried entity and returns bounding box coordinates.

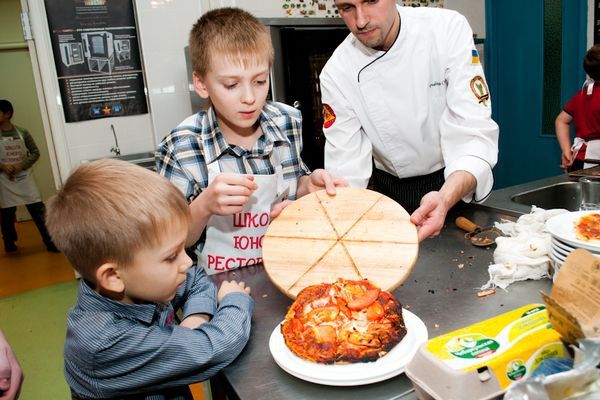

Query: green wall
[0,0,57,212]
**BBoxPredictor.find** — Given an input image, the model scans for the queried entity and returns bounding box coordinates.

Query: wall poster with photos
[44,0,148,122]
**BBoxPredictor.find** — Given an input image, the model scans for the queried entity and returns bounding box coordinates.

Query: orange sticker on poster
[322,104,336,128]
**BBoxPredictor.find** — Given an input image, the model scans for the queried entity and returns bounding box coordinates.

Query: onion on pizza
[280,278,407,364]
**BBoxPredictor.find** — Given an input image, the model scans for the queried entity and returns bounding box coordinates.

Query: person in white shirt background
[320,0,499,241]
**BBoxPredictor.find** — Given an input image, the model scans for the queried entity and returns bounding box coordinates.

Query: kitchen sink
[115,151,156,171]
[510,182,581,211]
[86,152,156,171]
[116,151,154,162]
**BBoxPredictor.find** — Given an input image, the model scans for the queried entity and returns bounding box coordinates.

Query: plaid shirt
[156,101,310,203]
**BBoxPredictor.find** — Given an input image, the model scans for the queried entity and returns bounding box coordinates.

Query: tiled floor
[1,220,206,399]
[0,220,76,297]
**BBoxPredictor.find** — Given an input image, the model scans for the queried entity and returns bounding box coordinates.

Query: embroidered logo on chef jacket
[470,76,490,106]
[322,104,336,128]
[471,49,480,64]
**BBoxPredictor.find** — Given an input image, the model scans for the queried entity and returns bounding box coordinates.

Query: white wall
[445,0,486,38]
[135,0,209,145]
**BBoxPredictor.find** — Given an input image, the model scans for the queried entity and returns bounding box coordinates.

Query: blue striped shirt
[155,101,310,203]
[64,266,253,399]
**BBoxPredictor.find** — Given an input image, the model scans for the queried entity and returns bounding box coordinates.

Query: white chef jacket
[320,6,499,203]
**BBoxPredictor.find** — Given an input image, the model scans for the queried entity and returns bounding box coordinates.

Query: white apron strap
[572,137,586,162]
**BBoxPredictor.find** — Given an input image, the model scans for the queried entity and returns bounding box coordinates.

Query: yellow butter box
[405,304,566,400]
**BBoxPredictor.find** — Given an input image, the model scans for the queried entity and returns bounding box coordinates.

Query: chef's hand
[297,169,348,198]
[560,149,574,169]
[0,329,23,400]
[410,191,448,242]
[217,280,251,303]
[412,171,476,241]
[203,174,257,216]
[179,313,211,329]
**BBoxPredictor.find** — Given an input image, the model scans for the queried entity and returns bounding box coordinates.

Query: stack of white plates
[545,211,600,269]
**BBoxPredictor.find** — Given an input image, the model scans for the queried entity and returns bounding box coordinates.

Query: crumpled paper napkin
[481,206,568,290]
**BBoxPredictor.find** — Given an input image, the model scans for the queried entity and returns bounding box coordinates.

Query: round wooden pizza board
[263,188,419,298]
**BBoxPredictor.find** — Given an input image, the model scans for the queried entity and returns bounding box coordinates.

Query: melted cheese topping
[575,213,600,242]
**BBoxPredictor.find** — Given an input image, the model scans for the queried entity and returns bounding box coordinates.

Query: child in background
[46,159,253,399]
[156,8,346,275]
[556,44,600,171]
[0,99,58,253]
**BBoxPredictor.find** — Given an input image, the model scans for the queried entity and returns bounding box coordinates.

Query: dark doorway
[269,25,349,170]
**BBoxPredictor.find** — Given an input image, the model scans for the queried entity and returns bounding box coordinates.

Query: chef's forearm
[187,195,211,247]
[438,170,476,210]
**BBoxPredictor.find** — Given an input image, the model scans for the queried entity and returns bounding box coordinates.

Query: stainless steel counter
[208,204,553,400]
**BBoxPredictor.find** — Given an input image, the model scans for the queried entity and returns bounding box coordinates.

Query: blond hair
[189,7,274,77]
[46,159,191,282]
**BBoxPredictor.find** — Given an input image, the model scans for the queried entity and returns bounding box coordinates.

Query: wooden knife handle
[455,217,480,233]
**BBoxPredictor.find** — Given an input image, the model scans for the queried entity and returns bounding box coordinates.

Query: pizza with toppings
[574,212,600,242]
[280,278,407,364]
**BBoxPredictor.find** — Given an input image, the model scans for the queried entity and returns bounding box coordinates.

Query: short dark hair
[0,99,13,119]
[584,45,600,81]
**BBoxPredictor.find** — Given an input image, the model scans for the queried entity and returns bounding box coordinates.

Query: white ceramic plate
[549,251,563,269]
[551,236,600,255]
[551,241,570,258]
[550,239,600,264]
[546,211,600,251]
[269,309,428,386]
[551,237,575,253]
[550,246,566,262]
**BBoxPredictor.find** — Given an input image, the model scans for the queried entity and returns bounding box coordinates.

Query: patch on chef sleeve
[470,76,490,106]
[322,104,336,128]
[471,49,480,64]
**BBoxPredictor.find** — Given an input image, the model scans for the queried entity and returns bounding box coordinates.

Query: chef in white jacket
[320,0,499,241]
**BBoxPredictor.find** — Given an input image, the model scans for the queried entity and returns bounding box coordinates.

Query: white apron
[198,148,288,275]
[572,138,600,169]
[0,128,41,208]
[584,140,600,169]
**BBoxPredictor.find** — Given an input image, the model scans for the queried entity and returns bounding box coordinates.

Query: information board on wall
[45,0,148,123]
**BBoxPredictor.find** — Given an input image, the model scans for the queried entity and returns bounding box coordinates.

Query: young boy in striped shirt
[46,159,253,399]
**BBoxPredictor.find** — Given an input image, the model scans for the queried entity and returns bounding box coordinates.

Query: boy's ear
[95,262,125,295]
[193,72,210,99]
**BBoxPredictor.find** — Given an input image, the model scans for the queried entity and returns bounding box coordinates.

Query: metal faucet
[109,124,121,156]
